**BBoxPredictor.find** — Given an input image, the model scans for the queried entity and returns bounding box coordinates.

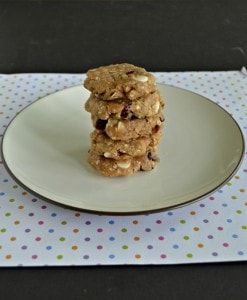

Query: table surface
[1,1,247,299]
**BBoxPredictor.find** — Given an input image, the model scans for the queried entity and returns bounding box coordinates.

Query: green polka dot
[227,182,232,186]
[59,237,65,241]
[61,221,67,225]
[121,228,127,233]
[231,196,237,200]
[236,210,242,214]
[12,185,18,189]
[0,228,7,233]
[183,236,190,240]
[241,225,247,230]
[9,198,15,203]
[5,213,11,217]
[122,245,128,250]
[57,255,63,260]
[180,219,186,224]
[186,253,193,258]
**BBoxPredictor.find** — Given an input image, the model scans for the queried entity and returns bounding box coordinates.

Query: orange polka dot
[10,237,16,241]
[197,243,204,248]
[190,211,196,215]
[135,254,141,259]
[235,176,240,179]
[244,202,247,206]
[240,189,245,193]
[72,245,78,251]
[134,236,140,241]
[73,228,79,233]
[5,255,12,260]
[22,192,27,196]
[14,220,20,225]
[193,227,200,231]
[74,213,80,217]
[132,220,139,225]
[18,205,24,210]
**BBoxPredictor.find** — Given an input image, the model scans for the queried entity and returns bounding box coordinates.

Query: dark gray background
[1,1,247,299]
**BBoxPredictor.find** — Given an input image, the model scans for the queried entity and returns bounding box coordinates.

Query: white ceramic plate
[1,84,245,214]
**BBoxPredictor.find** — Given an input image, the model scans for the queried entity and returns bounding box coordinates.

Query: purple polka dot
[25,229,31,233]
[212,252,218,256]
[203,219,209,223]
[145,228,151,232]
[85,221,91,225]
[147,245,153,249]
[208,235,214,239]
[83,255,89,259]
[84,237,90,242]
[21,245,27,250]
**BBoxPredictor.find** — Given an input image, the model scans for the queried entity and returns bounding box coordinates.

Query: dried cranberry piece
[147,151,153,160]
[152,125,160,133]
[95,119,108,130]
[120,105,130,118]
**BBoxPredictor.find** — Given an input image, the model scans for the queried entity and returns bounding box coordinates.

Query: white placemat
[0,70,246,266]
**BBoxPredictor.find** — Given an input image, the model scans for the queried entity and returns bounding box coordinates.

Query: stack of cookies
[84,63,165,177]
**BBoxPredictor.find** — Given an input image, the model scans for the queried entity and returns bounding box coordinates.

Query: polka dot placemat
[0,71,246,266]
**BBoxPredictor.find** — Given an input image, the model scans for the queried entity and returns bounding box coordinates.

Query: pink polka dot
[223,243,229,247]
[209,196,215,200]
[35,237,41,241]
[97,228,103,233]
[158,236,165,241]
[213,211,219,215]
[156,220,162,224]
[217,227,223,231]
[97,245,103,250]
[32,255,38,259]
[160,254,167,259]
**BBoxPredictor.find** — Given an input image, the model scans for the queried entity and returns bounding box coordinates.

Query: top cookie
[83,63,157,100]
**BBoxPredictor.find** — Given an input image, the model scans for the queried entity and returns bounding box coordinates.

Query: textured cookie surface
[84,63,157,100]
[85,91,164,120]
[92,111,164,140]
[90,129,162,160]
[88,150,159,177]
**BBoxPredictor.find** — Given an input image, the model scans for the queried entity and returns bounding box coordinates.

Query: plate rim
[1,84,245,215]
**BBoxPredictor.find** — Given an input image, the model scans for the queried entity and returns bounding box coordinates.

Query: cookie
[87,150,159,177]
[85,90,164,120]
[92,111,164,140]
[90,128,162,160]
[83,63,157,100]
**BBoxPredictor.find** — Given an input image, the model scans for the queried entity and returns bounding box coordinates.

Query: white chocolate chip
[117,121,124,130]
[117,161,131,169]
[152,101,160,114]
[104,152,112,158]
[133,75,148,82]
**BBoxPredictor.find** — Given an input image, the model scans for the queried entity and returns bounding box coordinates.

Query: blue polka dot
[48,229,54,233]
[109,236,115,241]
[226,218,232,223]
[0,192,5,196]
[167,212,173,216]
[46,246,52,250]
[109,254,115,259]
[51,213,57,217]
[109,220,115,224]
[238,251,244,256]
[232,234,238,238]
[170,227,176,232]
